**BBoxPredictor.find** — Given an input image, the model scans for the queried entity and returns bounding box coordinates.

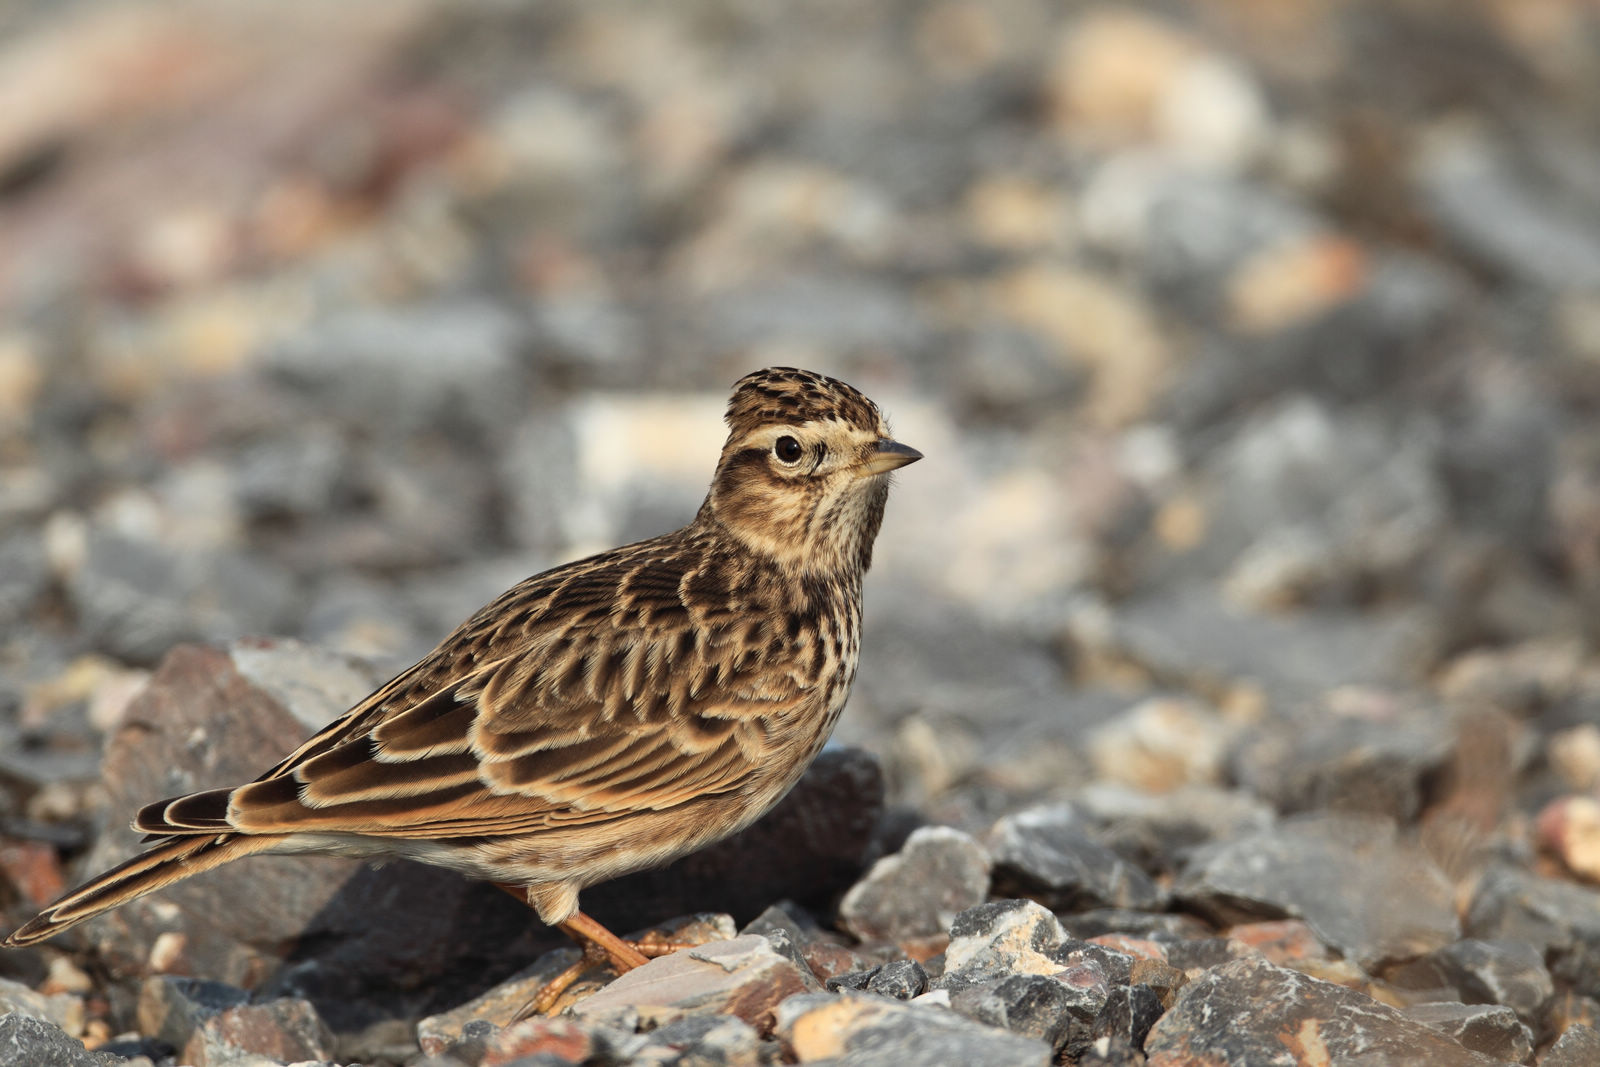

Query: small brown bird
[5,367,919,1008]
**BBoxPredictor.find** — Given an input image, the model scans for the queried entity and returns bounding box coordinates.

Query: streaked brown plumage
[4,368,920,983]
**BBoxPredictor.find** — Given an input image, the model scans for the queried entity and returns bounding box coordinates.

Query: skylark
[5,367,920,1008]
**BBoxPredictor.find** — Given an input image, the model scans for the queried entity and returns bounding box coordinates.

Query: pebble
[1175,812,1460,971]
[776,991,1051,1066]
[1145,957,1505,1066]
[987,803,1165,912]
[837,825,990,947]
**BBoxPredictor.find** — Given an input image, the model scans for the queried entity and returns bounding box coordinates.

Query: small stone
[181,996,335,1067]
[838,826,990,946]
[1233,709,1453,821]
[1545,1023,1600,1067]
[1092,984,1166,1053]
[739,904,825,992]
[1175,813,1459,971]
[937,900,1067,992]
[951,972,1082,1053]
[1429,938,1553,1024]
[987,805,1164,912]
[135,976,249,1052]
[0,977,84,1037]
[0,1014,120,1067]
[1404,1002,1533,1063]
[777,991,1051,1066]
[1465,865,1600,1000]
[1073,784,1274,876]
[569,935,809,1035]
[1145,957,1504,1066]
[866,959,927,1000]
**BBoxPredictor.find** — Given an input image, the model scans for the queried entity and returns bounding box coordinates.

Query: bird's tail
[3,832,284,947]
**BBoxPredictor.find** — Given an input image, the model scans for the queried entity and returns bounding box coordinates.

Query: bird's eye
[774,436,803,463]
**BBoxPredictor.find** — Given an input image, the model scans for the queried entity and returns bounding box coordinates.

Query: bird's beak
[860,438,923,476]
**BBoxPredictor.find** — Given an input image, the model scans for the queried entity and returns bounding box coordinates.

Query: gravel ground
[4,1,1600,1064]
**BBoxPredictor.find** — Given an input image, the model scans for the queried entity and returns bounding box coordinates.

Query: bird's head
[699,367,921,575]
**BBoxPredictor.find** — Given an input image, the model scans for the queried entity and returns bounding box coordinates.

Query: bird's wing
[136,539,817,840]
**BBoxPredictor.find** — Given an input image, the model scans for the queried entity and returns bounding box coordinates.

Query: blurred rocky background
[4,0,1600,1064]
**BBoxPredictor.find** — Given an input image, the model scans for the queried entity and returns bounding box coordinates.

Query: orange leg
[493,883,693,1018]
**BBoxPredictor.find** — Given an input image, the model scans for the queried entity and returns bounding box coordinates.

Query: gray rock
[739,904,825,993]
[570,935,810,1035]
[1092,983,1166,1054]
[1418,126,1600,290]
[1072,784,1274,877]
[69,531,300,664]
[1404,1002,1533,1064]
[1175,812,1459,970]
[0,534,49,639]
[950,973,1082,1053]
[838,825,990,945]
[1545,1023,1600,1067]
[0,1014,120,1067]
[775,990,1051,1066]
[1144,957,1504,1066]
[866,959,927,1000]
[1097,586,1431,702]
[1232,710,1453,820]
[1465,865,1600,1000]
[265,302,530,437]
[987,804,1164,912]
[1431,938,1553,1024]
[0,975,83,1037]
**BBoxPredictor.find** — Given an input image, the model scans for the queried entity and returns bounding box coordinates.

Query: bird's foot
[512,912,706,1020]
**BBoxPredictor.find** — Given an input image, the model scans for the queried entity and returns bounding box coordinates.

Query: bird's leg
[496,883,697,1018]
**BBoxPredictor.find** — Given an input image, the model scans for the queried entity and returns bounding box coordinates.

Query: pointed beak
[860,438,923,476]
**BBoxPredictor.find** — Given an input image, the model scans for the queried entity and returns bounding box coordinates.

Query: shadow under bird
[4,367,921,1012]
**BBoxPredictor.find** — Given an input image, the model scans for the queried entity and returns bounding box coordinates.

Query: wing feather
[135,536,819,846]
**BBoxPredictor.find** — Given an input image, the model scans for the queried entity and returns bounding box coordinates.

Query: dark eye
[774,435,803,463]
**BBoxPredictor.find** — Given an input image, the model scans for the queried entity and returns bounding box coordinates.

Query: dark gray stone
[866,959,926,1000]
[1465,865,1600,1000]
[838,825,990,944]
[1093,984,1166,1053]
[1232,712,1452,821]
[1431,938,1553,1023]
[987,804,1164,912]
[1404,1002,1533,1064]
[740,903,825,993]
[0,1014,122,1067]
[1174,812,1459,970]
[951,973,1077,1052]
[1144,957,1504,1066]
[1072,785,1274,878]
